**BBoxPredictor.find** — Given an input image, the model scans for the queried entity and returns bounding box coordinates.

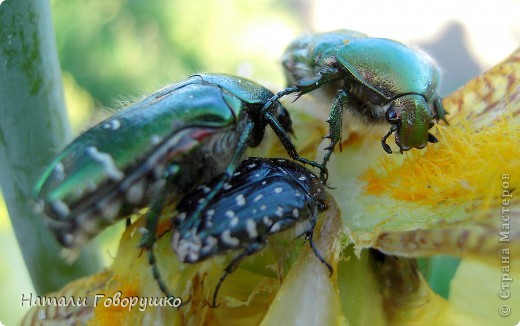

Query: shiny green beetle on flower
[35,73,306,249]
[264,30,448,174]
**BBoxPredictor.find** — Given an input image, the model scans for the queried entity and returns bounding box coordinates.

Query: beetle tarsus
[307,232,333,276]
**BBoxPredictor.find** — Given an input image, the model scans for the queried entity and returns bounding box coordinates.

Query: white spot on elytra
[202,186,211,194]
[87,146,124,181]
[274,187,283,193]
[230,216,239,227]
[63,233,74,246]
[260,205,266,211]
[206,209,215,217]
[225,210,235,218]
[177,212,187,222]
[150,135,162,145]
[224,183,232,190]
[292,208,299,218]
[275,206,284,217]
[263,216,271,225]
[202,236,218,253]
[102,119,121,130]
[253,194,263,202]
[248,163,257,169]
[220,229,239,246]
[246,219,257,238]
[100,201,121,220]
[236,194,246,206]
[261,181,267,185]
[172,230,202,263]
[298,175,307,181]
[270,222,281,233]
[51,200,70,217]
[126,182,144,204]
[53,163,65,181]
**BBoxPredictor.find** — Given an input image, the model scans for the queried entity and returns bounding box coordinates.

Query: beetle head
[382,94,438,154]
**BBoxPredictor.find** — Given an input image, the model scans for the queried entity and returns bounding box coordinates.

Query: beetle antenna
[381,125,398,154]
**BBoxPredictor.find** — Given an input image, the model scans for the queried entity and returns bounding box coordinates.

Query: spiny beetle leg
[262,104,328,181]
[321,90,347,176]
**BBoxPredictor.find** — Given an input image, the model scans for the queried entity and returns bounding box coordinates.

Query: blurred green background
[0,0,518,324]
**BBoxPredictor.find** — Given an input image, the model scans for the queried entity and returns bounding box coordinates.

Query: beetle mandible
[263,30,448,177]
[35,73,317,249]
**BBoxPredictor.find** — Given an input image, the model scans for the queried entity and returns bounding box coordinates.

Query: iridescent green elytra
[264,30,448,176]
[35,73,302,249]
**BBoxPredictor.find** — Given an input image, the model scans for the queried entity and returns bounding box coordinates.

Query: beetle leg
[322,90,347,175]
[381,125,399,154]
[307,232,333,276]
[303,208,333,276]
[262,110,329,181]
[210,241,266,308]
[261,71,342,117]
[259,72,345,182]
[183,121,255,230]
[433,97,449,125]
[141,190,189,307]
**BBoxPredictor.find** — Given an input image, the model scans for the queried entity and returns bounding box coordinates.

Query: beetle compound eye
[386,107,400,124]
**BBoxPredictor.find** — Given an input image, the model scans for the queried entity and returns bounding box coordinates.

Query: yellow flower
[23,49,519,325]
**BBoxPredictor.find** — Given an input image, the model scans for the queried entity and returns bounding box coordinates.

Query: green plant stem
[0,0,100,294]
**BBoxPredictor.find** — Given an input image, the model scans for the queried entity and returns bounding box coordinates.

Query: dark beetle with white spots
[157,157,332,306]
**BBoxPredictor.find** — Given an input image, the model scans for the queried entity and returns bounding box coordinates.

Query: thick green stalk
[0,0,100,294]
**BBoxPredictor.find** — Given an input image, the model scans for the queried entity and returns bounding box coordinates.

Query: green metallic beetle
[264,30,448,173]
[35,73,313,249]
